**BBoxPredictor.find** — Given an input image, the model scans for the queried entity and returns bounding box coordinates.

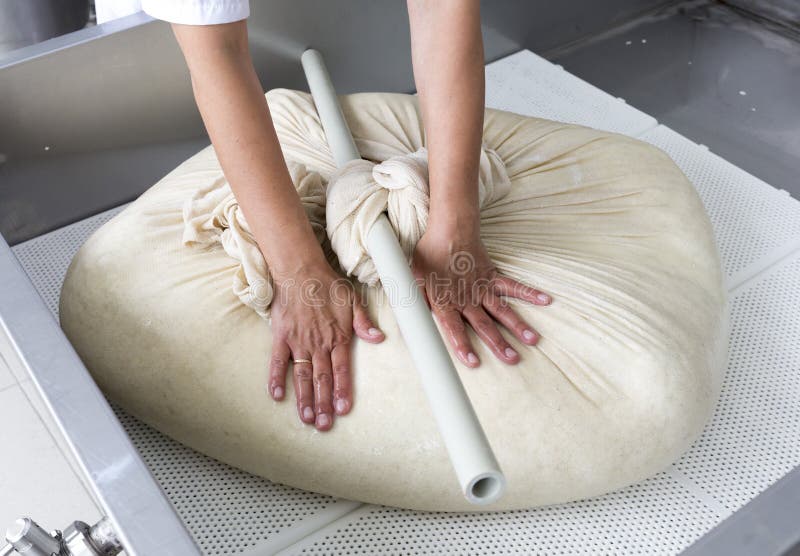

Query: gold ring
[292,358,312,364]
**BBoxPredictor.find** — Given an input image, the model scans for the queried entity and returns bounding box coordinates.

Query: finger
[352,293,384,343]
[411,269,431,309]
[291,351,315,425]
[434,307,480,368]
[418,279,431,309]
[492,275,552,305]
[312,350,334,431]
[483,292,539,345]
[331,343,352,416]
[463,305,520,364]
[268,340,291,400]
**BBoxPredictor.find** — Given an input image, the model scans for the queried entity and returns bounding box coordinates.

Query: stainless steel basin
[0,0,89,54]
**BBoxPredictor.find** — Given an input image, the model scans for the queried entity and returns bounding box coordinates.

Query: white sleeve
[95,0,143,24]
[141,0,250,25]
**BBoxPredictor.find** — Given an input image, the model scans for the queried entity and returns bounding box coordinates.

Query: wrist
[428,206,480,241]
[269,247,332,286]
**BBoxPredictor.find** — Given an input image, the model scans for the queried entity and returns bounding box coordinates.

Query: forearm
[172,21,327,280]
[407,0,484,237]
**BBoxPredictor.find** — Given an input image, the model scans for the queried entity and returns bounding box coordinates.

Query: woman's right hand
[267,262,385,431]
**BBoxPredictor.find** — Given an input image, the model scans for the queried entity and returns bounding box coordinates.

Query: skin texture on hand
[412,227,551,368]
[268,270,384,431]
[170,3,550,430]
[408,0,552,365]
[171,21,383,431]
[407,0,484,231]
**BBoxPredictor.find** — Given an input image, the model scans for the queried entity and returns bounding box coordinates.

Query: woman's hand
[407,0,549,366]
[412,224,551,368]
[171,22,386,432]
[267,262,384,431]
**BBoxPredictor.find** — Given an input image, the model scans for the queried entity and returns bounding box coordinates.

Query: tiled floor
[0,349,101,539]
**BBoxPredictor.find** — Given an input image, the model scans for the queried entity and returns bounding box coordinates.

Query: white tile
[0,385,101,531]
[0,330,28,385]
[18,378,104,509]
[0,348,15,392]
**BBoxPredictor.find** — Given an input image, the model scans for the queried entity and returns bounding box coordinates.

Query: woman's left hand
[411,223,551,368]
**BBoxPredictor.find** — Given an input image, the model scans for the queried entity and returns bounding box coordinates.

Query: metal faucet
[1,517,122,555]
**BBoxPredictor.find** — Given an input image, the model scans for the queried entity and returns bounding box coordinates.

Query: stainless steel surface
[0,0,88,55]
[0,235,201,556]
[550,0,800,199]
[4,518,60,555]
[83,517,123,555]
[681,464,800,556]
[2,516,123,556]
[0,12,208,246]
[0,0,672,245]
[722,0,800,30]
[62,518,123,556]
[5,0,796,553]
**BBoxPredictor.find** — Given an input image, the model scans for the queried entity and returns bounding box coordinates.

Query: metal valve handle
[1,517,122,556]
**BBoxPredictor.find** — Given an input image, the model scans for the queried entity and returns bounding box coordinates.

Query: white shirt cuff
[141,0,250,25]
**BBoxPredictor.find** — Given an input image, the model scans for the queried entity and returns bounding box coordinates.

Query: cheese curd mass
[60,90,728,511]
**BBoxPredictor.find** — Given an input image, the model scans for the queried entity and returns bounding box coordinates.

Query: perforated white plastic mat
[10,49,800,555]
[10,206,354,555]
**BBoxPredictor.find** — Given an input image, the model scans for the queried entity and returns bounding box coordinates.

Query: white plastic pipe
[301,48,505,505]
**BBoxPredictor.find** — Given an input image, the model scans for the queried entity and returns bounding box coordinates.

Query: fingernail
[522,329,537,342]
[273,386,284,399]
[335,399,348,414]
[368,327,381,336]
[537,293,551,303]
[316,413,331,427]
[505,347,518,359]
[466,352,479,365]
[303,406,314,421]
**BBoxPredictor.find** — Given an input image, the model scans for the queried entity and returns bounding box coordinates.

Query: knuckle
[484,328,503,344]
[475,317,495,332]
[269,356,288,372]
[294,366,313,380]
[334,330,352,345]
[444,315,466,334]
[314,371,333,386]
[333,365,349,377]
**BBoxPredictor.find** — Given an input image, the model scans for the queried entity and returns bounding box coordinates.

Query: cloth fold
[60,89,728,512]
[326,146,512,286]
[181,145,512,312]
[182,162,327,318]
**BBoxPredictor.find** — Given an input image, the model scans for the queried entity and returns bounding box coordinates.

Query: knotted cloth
[182,162,326,318]
[182,143,510,309]
[59,89,728,512]
[326,145,511,286]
